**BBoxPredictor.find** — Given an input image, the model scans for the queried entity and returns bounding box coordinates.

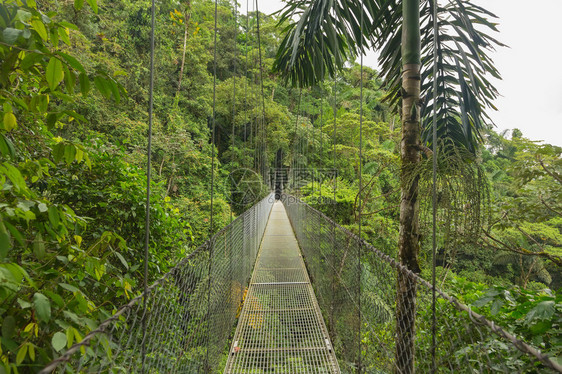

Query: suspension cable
[231,0,238,222]
[319,38,325,197]
[431,0,439,371]
[232,0,237,155]
[255,0,267,181]
[332,72,337,213]
[293,91,302,191]
[358,4,364,371]
[251,0,258,173]
[206,0,219,366]
[243,0,249,168]
[141,0,156,371]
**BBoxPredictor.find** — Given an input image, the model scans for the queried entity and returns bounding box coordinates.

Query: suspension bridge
[38,192,561,373]
[33,0,562,372]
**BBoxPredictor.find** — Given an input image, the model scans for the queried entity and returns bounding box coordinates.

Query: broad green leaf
[529,320,552,335]
[16,344,27,364]
[0,134,16,158]
[63,65,75,94]
[57,52,86,74]
[59,283,80,293]
[86,0,99,14]
[33,232,46,260]
[47,206,60,228]
[66,327,75,348]
[31,19,48,41]
[0,231,10,258]
[53,142,65,163]
[525,300,555,324]
[74,0,85,10]
[3,112,17,131]
[108,79,120,104]
[2,28,23,44]
[28,343,35,361]
[94,76,111,98]
[46,57,64,91]
[51,332,67,352]
[63,110,86,122]
[50,26,59,46]
[115,251,129,269]
[1,316,15,338]
[79,73,90,95]
[4,222,25,247]
[33,292,51,322]
[58,21,79,31]
[75,148,84,163]
[58,26,71,45]
[64,144,76,165]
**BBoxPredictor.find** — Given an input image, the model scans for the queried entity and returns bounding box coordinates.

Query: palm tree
[273,0,503,372]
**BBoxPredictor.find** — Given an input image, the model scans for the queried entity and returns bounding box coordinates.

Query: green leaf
[64,145,76,165]
[58,21,79,31]
[16,343,27,364]
[59,283,79,293]
[57,52,86,74]
[74,0,85,10]
[63,65,75,94]
[33,292,51,322]
[94,76,111,98]
[47,206,60,228]
[4,222,25,247]
[31,19,48,41]
[58,26,71,45]
[3,112,17,131]
[28,343,35,361]
[53,142,65,163]
[79,73,90,96]
[0,231,10,258]
[529,320,552,335]
[66,327,74,348]
[51,332,67,352]
[2,28,23,44]
[46,57,64,91]
[1,315,15,338]
[525,300,555,324]
[33,232,46,260]
[114,251,129,269]
[86,0,98,14]
[108,79,121,104]
[0,133,16,158]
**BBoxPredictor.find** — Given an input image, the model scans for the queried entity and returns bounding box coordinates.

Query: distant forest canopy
[0,0,561,371]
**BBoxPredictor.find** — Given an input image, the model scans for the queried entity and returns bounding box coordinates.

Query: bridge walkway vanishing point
[224,201,340,373]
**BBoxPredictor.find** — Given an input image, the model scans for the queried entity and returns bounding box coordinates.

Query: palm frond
[272,0,378,87]
[273,0,505,153]
[378,0,505,154]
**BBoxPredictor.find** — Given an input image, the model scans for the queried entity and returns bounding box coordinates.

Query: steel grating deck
[224,202,340,373]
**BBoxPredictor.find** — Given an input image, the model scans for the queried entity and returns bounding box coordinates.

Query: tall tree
[273,0,503,372]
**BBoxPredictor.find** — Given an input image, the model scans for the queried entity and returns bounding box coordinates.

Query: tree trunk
[177,2,192,95]
[395,0,421,373]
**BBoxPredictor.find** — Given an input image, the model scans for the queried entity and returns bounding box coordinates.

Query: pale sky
[256,0,562,147]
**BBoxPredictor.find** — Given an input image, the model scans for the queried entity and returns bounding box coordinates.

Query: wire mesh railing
[282,194,562,374]
[40,193,275,374]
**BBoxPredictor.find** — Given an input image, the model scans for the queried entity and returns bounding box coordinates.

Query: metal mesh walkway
[224,201,340,373]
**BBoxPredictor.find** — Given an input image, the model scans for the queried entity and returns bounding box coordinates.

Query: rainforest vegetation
[0,0,560,371]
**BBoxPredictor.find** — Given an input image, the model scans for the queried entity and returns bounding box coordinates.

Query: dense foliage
[0,0,560,371]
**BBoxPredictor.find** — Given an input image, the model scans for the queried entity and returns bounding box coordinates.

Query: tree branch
[482,231,562,267]
[538,158,562,185]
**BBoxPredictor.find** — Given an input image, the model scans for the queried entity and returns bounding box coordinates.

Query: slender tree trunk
[396,0,421,373]
[177,2,192,95]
